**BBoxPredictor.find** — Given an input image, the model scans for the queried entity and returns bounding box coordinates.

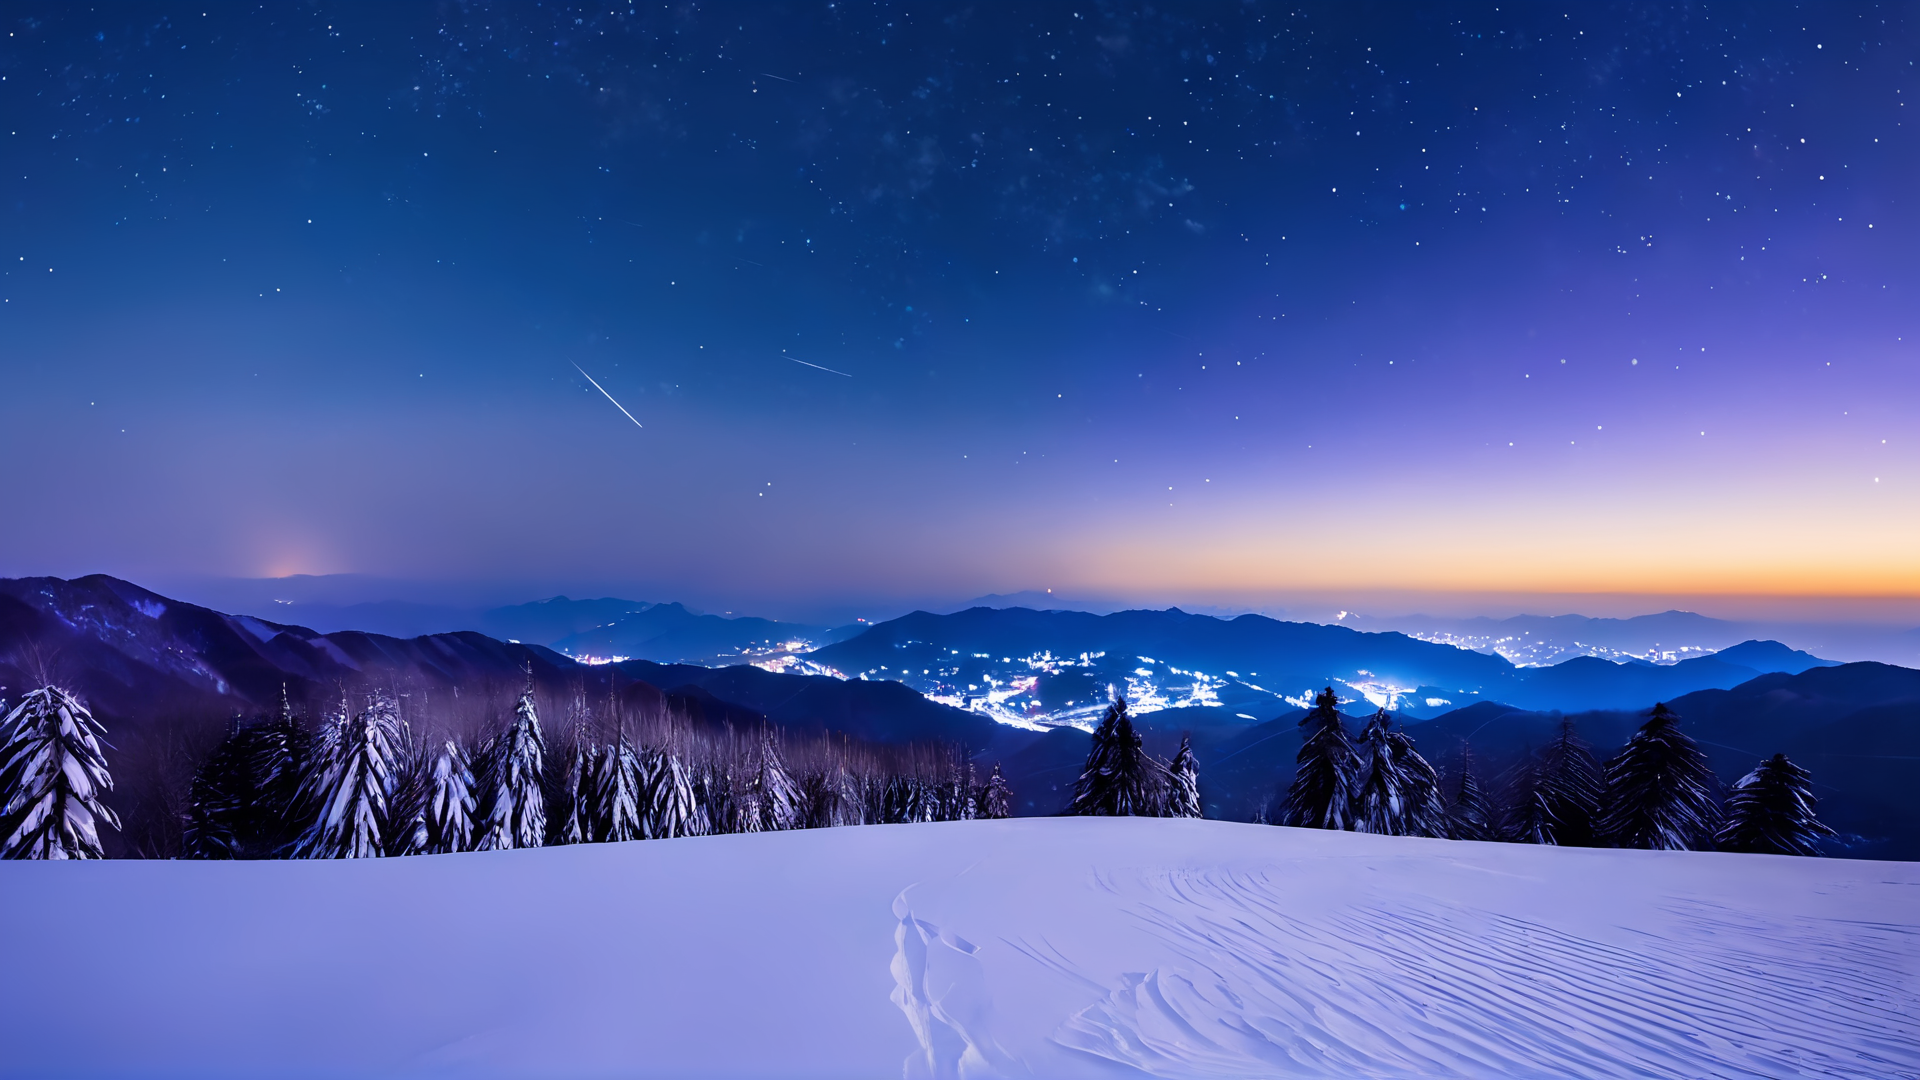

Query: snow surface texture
[2,819,1915,1080]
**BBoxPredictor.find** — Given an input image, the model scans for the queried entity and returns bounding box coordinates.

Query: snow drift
[2,819,1915,1079]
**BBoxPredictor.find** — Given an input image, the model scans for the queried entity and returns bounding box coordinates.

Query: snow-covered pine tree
[731,767,765,833]
[1351,710,1409,835]
[642,749,700,838]
[423,739,477,854]
[1283,688,1356,830]
[1068,691,1160,815]
[560,738,597,845]
[1446,746,1494,842]
[183,725,249,859]
[1067,697,1120,815]
[755,728,802,831]
[1166,735,1202,818]
[1713,753,1834,856]
[1508,720,1605,846]
[690,761,725,835]
[798,770,835,829]
[293,694,408,859]
[831,762,867,826]
[956,761,978,821]
[596,734,643,843]
[981,763,1012,819]
[1595,703,1719,850]
[474,689,548,851]
[387,749,431,857]
[0,686,121,859]
[1391,725,1449,838]
[881,774,914,823]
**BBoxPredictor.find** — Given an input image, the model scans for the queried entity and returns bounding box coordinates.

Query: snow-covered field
[3,819,1916,1079]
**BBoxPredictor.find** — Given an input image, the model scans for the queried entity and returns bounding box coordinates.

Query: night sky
[2,3,1915,615]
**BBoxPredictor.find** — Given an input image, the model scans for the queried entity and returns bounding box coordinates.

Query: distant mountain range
[807,606,1842,724]
[178,592,855,666]
[1340,609,1920,668]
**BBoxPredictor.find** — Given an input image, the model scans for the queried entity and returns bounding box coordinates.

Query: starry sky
[2,2,1915,616]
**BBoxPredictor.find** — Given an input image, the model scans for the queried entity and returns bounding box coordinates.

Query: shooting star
[759,72,796,83]
[572,363,644,428]
[785,355,853,377]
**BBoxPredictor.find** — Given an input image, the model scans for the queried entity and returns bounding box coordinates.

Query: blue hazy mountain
[553,603,860,664]
[178,590,858,666]
[807,607,1839,722]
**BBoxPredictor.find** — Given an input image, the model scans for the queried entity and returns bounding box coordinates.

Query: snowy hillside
[3,820,1914,1079]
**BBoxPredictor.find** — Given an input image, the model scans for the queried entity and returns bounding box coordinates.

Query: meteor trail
[786,355,853,377]
[573,363,644,428]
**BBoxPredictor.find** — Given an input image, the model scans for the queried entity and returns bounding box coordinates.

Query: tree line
[0,680,1013,860]
[1065,686,1835,857]
[2,678,1836,860]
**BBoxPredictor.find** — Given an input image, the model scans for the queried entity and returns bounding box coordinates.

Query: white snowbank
[2,819,1915,1079]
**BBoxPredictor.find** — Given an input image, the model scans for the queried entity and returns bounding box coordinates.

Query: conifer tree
[689,762,724,836]
[981,762,1012,819]
[388,751,432,857]
[423,739,477,854]
[1508,720,1604,846]
[831,762,867,826]
[475,688,548,851]
[1068,691,1159,815]
[185,701,313,860]
[1446,746,1494,842]
[294,694,407,859]
[1283,688,1356,830]
[0,686,121,860]
[730,767,765,833]
[596,735,643,843]
[1393,722,1449,838]
[183,725,251,860]
[1714,753,1834,856]
[560,739,596,845]
[1596,703,1719,850]
[642,749,700,838]
[882,774,932,823]
[934,761,977,821]
[799,770,837,829]
[252,690,315,851]
[756,728,802,831]
[1166,735,1203,818]
[1351,710,1409,835]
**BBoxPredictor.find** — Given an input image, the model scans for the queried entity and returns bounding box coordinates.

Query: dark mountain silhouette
[0,575,589,725]
[559,604,849,664]
[1710,638,1843,676]
[476,596,657,645]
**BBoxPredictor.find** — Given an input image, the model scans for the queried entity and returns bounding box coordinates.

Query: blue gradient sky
[2,3,1914,614]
